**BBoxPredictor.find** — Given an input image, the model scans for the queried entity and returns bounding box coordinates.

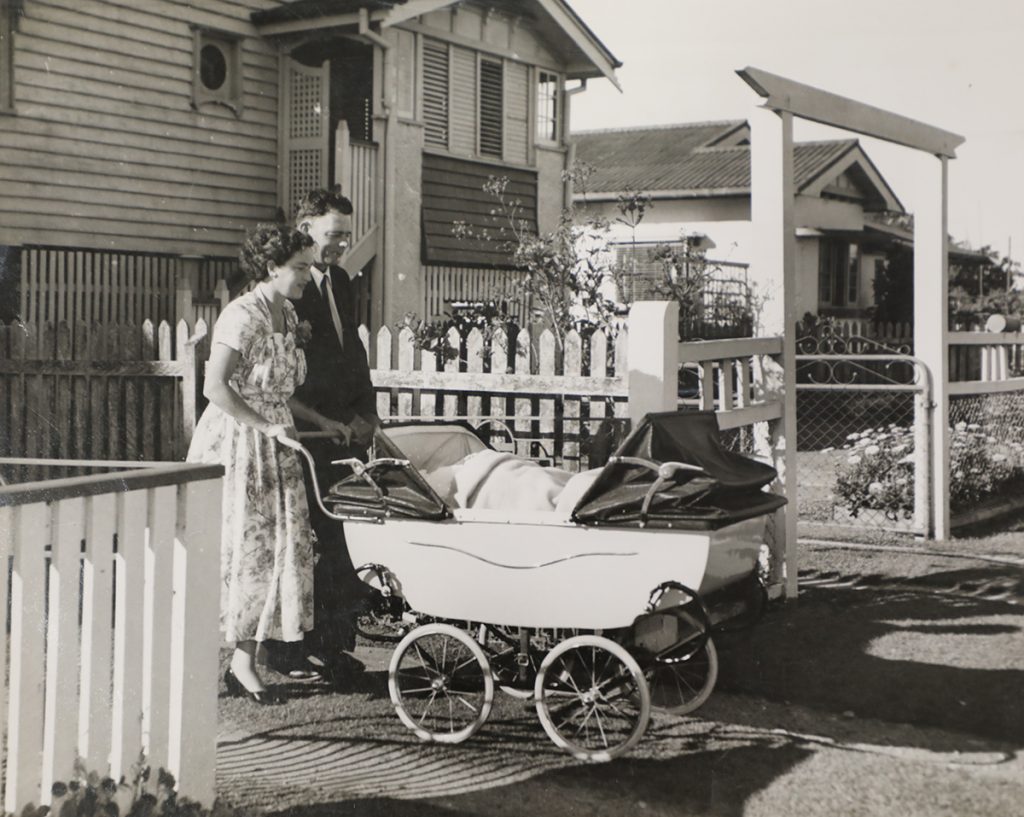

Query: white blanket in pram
[452,449,574,511]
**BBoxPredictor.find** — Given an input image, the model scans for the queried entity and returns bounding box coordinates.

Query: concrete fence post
[627,301,679,426]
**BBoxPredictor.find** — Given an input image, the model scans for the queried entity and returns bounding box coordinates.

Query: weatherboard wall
[0,0,284,257]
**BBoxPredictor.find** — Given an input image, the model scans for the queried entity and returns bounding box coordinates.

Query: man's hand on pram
[313,416,354,446]
[348,414,377,448]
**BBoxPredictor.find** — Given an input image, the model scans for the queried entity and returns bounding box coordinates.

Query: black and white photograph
[0,1,1021,814]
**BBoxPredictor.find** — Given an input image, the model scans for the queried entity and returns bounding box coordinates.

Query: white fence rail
[0,462,223,813]
[948,331,1024,394]
[679,336,785,429]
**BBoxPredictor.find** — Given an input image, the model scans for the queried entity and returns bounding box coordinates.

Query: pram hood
[570,410,787,530]
[323,427,452,520]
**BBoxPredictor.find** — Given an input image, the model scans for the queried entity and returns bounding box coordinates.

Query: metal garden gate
[794,331,933,538]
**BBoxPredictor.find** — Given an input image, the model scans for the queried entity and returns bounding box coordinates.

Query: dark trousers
[303,437,371,655]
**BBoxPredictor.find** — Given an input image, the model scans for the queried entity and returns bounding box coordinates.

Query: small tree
[403,162,754,359]
[406,163,633,360]
[872,240,1022,328]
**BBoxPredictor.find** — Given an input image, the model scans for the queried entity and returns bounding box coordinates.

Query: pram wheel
[646,634,718,715]
[389,623,494,744]
[535,635,650,762]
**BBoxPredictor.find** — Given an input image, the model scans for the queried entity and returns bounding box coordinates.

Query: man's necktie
[319,273,344,349]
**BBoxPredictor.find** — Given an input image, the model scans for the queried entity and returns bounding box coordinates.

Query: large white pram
[285,410,785,761]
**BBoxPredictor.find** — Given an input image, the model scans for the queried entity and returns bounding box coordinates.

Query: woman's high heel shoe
[224,668,286,705]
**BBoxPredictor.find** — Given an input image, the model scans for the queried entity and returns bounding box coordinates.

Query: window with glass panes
[818,239,861,307]
[537,71,559,143]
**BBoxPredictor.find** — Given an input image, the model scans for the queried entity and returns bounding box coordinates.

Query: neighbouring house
[571,120,910,325]
[0,0,619,330]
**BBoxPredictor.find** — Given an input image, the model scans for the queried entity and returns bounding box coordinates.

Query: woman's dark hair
[238,223,315,282]
[294,185,353,222]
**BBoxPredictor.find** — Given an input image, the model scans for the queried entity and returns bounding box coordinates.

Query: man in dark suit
[270,186,379,682]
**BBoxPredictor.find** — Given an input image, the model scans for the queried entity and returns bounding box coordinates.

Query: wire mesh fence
[948,391,1024,510]
[796,388,922,535]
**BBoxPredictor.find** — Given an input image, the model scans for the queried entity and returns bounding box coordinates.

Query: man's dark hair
[295,185,354,222]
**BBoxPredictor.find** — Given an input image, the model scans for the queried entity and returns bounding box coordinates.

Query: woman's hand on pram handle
[264,423,299,443]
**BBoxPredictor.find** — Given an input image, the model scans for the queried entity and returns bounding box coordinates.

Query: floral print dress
[187,291,314,644]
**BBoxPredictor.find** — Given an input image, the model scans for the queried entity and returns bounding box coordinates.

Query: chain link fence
[796,387,922,536]
[948,391,1024,511]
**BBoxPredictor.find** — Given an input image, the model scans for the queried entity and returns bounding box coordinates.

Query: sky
[567,0,1024,262]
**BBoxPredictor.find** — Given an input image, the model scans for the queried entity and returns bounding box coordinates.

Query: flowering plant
[834,421,1024,520]
[293,320,313,348]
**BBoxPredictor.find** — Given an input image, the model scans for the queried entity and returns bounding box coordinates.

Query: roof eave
[574,188,749,202]
[253,7,385,38]
[536,0,621,89]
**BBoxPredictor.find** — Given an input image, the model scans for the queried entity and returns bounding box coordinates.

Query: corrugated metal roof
[573,123,857,196]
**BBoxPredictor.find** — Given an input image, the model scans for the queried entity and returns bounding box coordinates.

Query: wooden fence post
[177,319,208,459]
[175,276,195,329]
[627,301,679,426]
[750,103,799,600]
[913,155,951,539]
[168,477,223,805]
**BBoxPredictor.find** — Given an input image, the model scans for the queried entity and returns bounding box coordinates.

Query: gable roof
[253,0,620,84]
[572,122,904,212]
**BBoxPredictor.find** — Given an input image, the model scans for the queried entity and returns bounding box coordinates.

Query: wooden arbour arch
[738,66,964,546]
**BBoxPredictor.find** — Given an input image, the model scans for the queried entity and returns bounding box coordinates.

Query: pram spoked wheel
[639,584,718,715]
[645,626,718,715]
[535,635,651,762]
[389,623,494,743]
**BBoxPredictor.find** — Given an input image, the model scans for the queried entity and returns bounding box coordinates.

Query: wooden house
[571,121,908,323]
[0,0,619,330]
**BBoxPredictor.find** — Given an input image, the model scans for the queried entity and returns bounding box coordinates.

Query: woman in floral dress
[188,223,351,704]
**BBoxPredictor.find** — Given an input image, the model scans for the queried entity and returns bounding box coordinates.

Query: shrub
[834,425,916,521]
[834,422,1024,520]
[18,759,244,817]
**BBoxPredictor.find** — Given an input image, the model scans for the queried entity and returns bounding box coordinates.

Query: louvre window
[422,37,530,164]
[479,58,503,157]
[422,40,449,147]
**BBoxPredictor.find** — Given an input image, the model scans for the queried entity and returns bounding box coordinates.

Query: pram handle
[275,435,410,520]
[606,456,708,527]
[607,456,703,479]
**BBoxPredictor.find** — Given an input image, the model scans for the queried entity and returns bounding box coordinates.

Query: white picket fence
[364,322,631,469]
[0,461,224,813]
[828,317,913,345]
[949,330,1024,388]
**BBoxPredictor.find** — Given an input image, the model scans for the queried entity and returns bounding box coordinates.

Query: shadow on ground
[715,561,1024,747]
[265,745,814,817]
